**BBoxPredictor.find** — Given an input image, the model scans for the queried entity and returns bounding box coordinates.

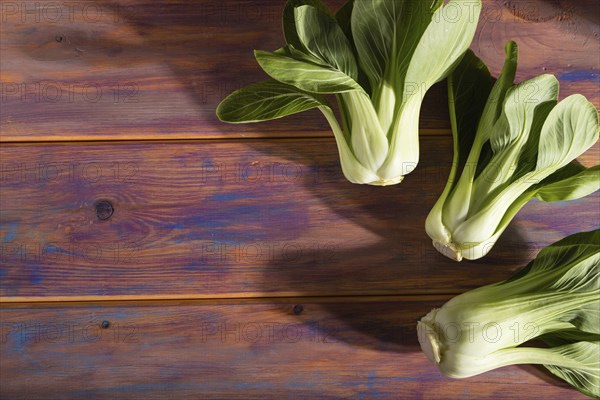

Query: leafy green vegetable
[425,41,600,261]
[418,229,600,398]
[217,0,482,185]
[216,80,330,123]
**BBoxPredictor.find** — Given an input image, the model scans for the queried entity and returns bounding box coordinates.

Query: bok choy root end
[418,229,600,398]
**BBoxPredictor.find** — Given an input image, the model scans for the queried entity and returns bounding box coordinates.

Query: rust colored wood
[0,297,590,399]
[1,0,598,142]
[1,138,598,300]
[1,1,599,398]
[476,0,599,108]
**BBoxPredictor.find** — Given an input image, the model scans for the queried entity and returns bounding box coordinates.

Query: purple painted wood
[1,139,598,300]
[0,297,591,399]
[1,0,598,141]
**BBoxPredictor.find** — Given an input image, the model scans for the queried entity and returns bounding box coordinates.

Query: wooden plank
[477,0,600,109]
[0,0,446,141]
[2,138,598,300]
[0,297,589,399]
[1,0,598,142]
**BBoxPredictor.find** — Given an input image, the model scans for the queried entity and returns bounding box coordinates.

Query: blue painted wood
[2,139,598,299]
[0,298,591,399]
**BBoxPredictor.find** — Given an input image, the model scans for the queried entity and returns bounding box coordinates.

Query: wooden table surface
[1,0,598,398]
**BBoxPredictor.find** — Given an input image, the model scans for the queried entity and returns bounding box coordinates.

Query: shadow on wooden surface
[1,0,446,139]
[240,139,534,350]
[4,138,583,300]
[521,0,599,26]
[1,1,598,397]
[1,299,591,399]
[2,0,598,141]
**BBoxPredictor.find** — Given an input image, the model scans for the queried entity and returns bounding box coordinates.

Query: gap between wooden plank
[0,292,460,305]
[0,129,452,145]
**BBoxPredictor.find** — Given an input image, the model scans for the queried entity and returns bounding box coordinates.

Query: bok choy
[217,0,482,185]
[426,41,600,261]
[418,229,600,398]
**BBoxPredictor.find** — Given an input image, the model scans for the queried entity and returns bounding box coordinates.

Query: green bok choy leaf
[217,0,482,185]
[418,229,600,398]
[426,41,600,261]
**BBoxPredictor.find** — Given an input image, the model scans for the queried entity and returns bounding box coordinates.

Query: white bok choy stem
[425,41,600,261]
[418,230,600,398]
[217,0,482,185]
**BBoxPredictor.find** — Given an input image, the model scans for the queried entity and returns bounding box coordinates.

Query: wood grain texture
[1,0,598,141]
[2,138,598,300]
[476,0,600,108]
[0,297,590,400]
[2,1,599,398]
